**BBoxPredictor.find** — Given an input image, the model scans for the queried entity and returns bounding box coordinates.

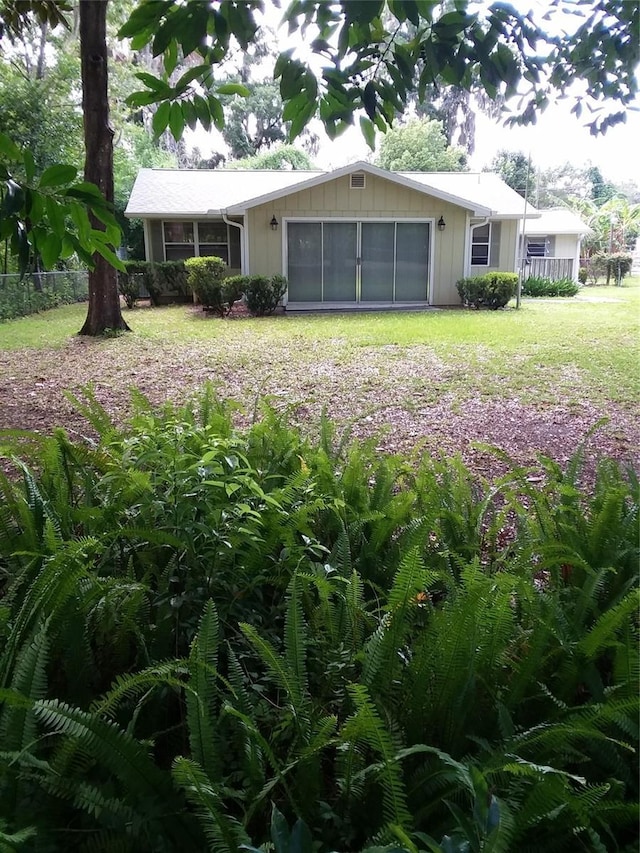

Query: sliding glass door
[360,222,395,302]
[287,220,430,304]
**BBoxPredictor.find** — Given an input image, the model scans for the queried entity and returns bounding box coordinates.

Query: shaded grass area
[2,281,637,408]
[0,281,637,481]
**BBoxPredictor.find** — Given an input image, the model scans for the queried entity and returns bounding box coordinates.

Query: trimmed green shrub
[117,261,153,308]
[578,266,588,285]
[185,256,228,315]
[118,260,192,306]
[522,275,580,297]
[245,274,288,316]
[456,271,517,309]
[605,252,633,284]
[150,260,191,305]
[585,253,608,285]
[221,274,249,313]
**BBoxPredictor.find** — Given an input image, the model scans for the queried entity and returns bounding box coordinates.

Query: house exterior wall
[522,232,581,281]
[469,219,519,278]
[246,173,469,305]
[553,234,579,258]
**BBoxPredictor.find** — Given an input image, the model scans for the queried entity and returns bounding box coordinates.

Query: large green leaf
[39,164,78,189]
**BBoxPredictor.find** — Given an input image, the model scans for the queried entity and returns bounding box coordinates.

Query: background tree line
[0,0,638,334]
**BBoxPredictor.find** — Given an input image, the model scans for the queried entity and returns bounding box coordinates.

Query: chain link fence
[0,271,89,321]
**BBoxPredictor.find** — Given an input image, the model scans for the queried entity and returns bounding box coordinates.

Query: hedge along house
[125,161,542,309]
[521,208,591,282]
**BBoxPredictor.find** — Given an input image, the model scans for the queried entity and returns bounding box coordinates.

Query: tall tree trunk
[78,0,129,336]
[35,20,47,80]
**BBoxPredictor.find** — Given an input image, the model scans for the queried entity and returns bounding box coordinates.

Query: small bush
[522,276,580,297]
[245,274,287,316]
[605,252,633,284]
[456,272,517,310]
[117,261,151,308]
[150,260,191,305]
[221,275,249,313]
[578,266,588,285]
[185,256,228,315]
[585,253,608,285]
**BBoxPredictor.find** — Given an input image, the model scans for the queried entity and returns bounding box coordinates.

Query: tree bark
[78,0,129,335]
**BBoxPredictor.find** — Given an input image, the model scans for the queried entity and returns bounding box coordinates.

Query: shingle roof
[125,168,323,217]
[125,162,539,219]
[523,207,591,235]
[400,172,536,218]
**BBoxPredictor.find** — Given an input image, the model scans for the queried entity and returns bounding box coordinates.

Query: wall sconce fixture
[270,215,279,231]
[437,216,446,232]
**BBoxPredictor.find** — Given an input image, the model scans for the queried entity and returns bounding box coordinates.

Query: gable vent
[350,172,366,189]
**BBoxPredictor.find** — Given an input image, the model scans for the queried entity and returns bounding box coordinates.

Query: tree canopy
[490,150,535,200]
[225,144,315,171]
[1,0,638,333]
[376,118,466,172]
[123,0,639,148]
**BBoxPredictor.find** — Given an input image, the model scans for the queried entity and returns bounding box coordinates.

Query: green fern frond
[362,547,430,693]
[342,683,411,832]
[284,574,308,701]
[0,819,36,848]
[33,699,172,804]
[187,601,221,781]
[579,590,640,659]
[0,619,49,753]
[94,661,188,719]
[64,385,118,439]
[0,541,96,688]
[239,623,306,716]
[172,756,249,853]
[222,704,300,818]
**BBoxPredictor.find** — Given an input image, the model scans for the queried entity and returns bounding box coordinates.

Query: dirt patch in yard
[1,333,637,482]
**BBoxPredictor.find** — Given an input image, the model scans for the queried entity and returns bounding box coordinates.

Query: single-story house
[125,161,584,308]
[522,207,591,282]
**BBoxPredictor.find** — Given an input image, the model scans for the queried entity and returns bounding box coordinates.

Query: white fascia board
[125,210,227,218]
[525,228,589,235]
[496,213,543,221]
[225,160,492,216]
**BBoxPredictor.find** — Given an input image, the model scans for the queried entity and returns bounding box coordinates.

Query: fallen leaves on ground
[0,322,637,483]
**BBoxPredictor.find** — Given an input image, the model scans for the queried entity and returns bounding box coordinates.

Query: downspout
[222,211,246,274]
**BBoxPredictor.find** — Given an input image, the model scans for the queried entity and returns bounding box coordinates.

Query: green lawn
[2,280,638,404]
[1,280,638,474]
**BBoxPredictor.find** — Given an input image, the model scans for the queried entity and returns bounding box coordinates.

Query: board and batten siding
[469,219,519,278]
[247,173,469,305]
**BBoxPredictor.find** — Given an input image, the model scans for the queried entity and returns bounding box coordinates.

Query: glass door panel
[361,223,394,301]
[395,223,429,301]
[323,222,357,301]
[287,222,322,302]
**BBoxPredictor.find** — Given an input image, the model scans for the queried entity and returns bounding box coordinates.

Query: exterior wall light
[270,215,279,231]
[437,216,446,231]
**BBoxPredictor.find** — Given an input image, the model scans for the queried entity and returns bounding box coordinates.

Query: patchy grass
[0,280,638,478]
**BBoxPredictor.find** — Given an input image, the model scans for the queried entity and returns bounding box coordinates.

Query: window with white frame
[526,236,548,258]
[163,221,195,260]
[163,220,239,264]
[471,223,491,265]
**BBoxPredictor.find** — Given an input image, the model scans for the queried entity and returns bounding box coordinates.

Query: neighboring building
[521,208,591,282]
[126,162,582,308]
